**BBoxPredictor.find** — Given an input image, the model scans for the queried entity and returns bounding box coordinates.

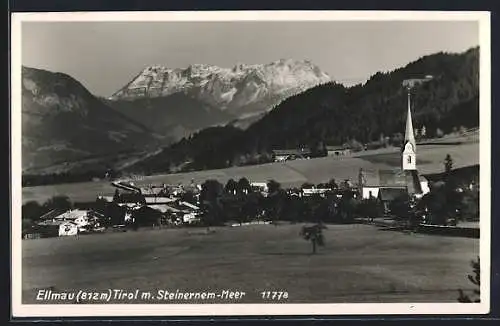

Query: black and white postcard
[10,10,491,317]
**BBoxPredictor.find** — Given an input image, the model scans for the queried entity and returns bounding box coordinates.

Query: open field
[22,223,479,304]
[21,141,479,204]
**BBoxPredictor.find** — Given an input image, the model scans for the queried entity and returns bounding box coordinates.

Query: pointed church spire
[404,90,416,151]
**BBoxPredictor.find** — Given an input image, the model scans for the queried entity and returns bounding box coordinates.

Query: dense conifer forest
[129,47,479,175]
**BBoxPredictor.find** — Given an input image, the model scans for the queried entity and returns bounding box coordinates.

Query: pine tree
[458,257,480,303]
[444,154,454,174]
[113,189,120,202]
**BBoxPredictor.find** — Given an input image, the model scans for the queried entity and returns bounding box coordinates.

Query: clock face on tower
[404,142,414,153]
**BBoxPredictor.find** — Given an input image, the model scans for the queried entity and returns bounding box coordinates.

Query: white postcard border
[10,10,491,317]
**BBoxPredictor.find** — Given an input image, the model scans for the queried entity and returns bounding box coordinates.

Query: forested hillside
[127,47,479,176]
[243,46,479,149]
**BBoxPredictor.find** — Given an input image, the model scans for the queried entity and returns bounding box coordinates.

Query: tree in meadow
[444,154,454,175]
[300,223,327,254]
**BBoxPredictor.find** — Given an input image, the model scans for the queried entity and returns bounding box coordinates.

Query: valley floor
[22,223,478,304]
[21,141,479,204]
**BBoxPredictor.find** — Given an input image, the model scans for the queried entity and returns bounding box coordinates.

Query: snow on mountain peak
[109,60,331,112]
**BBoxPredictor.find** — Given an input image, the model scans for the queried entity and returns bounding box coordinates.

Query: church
[360,87,430,206]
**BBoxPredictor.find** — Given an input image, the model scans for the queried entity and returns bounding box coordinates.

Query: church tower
[402,90,417,170]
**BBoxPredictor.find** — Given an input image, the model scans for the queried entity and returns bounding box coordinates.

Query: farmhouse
[51,209,89,227]
[272,148,312,162]
[326,146,351,157]
[35,220,79,237]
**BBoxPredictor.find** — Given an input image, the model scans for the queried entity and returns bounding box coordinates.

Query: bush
[22,201,45,220]
[458,257,480,303]
[43,195,73,211]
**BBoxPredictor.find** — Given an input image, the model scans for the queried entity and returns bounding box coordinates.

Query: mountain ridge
[126,47,479,175]
[108,59,331,111]
[105,59,332,141]
[21,66,161,174]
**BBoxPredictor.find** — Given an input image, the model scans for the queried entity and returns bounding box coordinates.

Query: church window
[407,156,412,164]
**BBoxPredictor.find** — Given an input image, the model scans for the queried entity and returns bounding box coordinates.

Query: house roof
[38,209,65,220]
[326,146,350,151]
[147,204,181,213]
[378,187,407,201]
[37,220,77,226]
[97,196,114,202]
[53,209,88,220]
[361,169,408,187]
[179,201,200,210]
[117,203,142,209]
[87,210,104,218]
[144,196,176,204]
[361,168,427,194]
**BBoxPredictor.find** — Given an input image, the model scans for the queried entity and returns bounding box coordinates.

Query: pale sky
[21,21,478,97]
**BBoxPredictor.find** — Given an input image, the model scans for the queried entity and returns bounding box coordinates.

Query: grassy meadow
[22,223,478,304]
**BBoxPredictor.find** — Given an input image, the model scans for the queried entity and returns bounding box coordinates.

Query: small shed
[326,146,351,157]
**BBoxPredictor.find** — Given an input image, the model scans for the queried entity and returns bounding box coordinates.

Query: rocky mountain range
[21,59,331,176]
[108,59,331,133]
[21,48,479,182]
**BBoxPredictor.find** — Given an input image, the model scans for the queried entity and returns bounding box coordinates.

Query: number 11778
[260,291,288,300]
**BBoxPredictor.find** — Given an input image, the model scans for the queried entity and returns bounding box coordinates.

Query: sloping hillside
[127,47,479,175]
[104,93,236,141]
[22,67,160,174]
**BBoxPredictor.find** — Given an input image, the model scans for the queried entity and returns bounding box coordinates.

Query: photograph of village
[14,12,487,312]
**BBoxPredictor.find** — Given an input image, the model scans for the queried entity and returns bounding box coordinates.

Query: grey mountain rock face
[109,59,331,117]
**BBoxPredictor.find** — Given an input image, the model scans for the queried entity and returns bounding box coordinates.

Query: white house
[53,209,90,229]
[301,187,331,197]
[362,187,380,200]
[183,212,201,224]
[251,182,269,196]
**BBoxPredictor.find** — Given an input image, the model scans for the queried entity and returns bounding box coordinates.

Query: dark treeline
[23,158,479,235]
[129,47,479,175]
[22,169,120,187]
[196,178,369,227]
